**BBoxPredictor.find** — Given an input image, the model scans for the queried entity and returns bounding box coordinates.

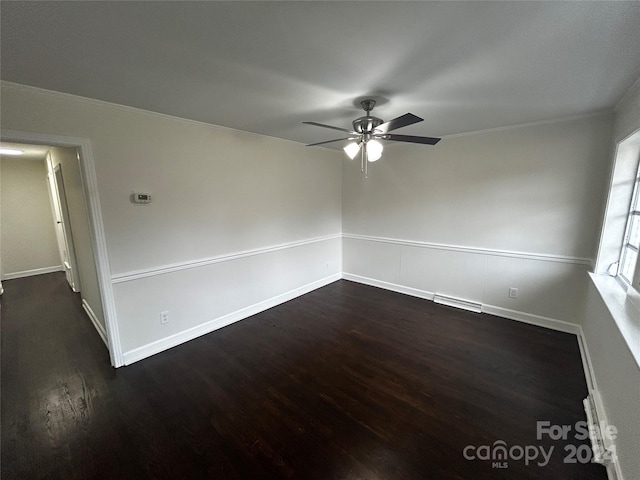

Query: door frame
[52,163,81,292]
[1,129,123,367]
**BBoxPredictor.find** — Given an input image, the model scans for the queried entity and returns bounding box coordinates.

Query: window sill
[589,273,640,369]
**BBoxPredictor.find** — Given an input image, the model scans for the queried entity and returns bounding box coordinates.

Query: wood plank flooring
[1,273,607,479]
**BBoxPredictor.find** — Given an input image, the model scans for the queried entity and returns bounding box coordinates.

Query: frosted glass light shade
[343,142,361,160]
[366,140,383,162]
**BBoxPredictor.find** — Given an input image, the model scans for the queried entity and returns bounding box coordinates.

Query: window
[618,165,640,286]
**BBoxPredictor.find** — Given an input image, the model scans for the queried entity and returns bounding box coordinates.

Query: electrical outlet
[509,287,519,299]
[160,311,169,324]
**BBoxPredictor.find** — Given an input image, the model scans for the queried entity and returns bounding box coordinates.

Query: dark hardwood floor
[1,273,607,479]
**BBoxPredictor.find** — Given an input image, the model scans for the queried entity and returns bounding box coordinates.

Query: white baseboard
[343,272,581,334]
[577,326,597,392]
[122,273,342,365]
[342,273,436,301]
[82,299,109,347]
[2,265,63,280]
[480,305,581,335]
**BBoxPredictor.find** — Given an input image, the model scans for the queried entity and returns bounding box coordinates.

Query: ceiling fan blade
[382,134,441,145]
[303,121,357,135]
[374,113,423,134]
[306,137,356,147]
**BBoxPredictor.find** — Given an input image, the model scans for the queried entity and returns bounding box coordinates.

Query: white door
[52,164,81,292]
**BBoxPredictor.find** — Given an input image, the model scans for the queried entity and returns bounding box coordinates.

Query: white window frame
[618,166,640,287]
[595,126,640,285]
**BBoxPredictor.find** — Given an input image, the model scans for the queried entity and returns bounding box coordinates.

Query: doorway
[0,133,122,367]
[1,142,105,340]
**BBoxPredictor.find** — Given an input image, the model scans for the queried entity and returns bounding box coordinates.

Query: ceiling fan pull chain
[365,156,368,178]
[364,145,369,179]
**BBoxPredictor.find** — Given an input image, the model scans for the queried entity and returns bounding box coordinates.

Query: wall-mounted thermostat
[132,193,152,204]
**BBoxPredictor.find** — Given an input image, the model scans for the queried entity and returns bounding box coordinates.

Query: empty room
[1,2,639,479]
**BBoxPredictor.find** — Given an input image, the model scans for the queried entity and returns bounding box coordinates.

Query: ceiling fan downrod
[353,99,384,135]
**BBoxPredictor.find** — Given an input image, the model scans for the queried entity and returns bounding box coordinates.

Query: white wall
[583,82,640,480]
[48,146,107,336]
[0,155,61,278]
[343,113,613,325]
[0,82,343,363]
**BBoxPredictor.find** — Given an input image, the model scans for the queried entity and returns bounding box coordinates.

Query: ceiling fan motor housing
[352,115,383,134]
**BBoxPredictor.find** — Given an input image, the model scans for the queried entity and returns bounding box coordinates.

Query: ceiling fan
[303,99,441,177]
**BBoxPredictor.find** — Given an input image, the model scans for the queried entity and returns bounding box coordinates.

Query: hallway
[1,273,112,478]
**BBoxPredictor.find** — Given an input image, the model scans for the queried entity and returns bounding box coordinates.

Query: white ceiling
[2,1,640,146]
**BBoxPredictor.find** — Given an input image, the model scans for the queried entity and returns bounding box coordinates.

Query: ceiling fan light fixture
[366,139,383,162]
[343,141,361,160]
[303,98,440,176]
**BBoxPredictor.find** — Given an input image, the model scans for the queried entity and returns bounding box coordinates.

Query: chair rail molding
[342,233,593,266]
